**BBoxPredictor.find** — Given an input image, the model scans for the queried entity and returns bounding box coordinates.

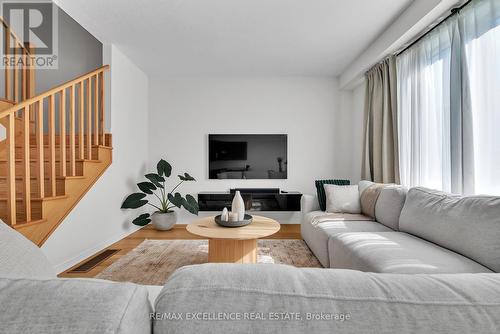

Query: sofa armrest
[301,193,320,214]
[0,277,152,334]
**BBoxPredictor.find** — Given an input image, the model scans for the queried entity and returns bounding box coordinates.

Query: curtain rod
[395,0,472,56]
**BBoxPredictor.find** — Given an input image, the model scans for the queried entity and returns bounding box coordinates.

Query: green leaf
[121,193,148,209]
[186,194,198,207]
[178,173,196,181]
[168,192,183,208]
[157,159,172,177]
[125,199,148,209]
[137,182,156,194]
[132,213,151,226]
[182,194,199,215]
[145,173,165,188]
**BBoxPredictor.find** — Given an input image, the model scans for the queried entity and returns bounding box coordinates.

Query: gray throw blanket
[310,212,374,227]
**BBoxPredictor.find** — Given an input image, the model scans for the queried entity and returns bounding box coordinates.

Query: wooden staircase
[0,20,112,245]
[0,67,112,245]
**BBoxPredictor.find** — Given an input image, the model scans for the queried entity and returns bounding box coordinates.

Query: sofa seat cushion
[329,232,493,274]
[154,263,500,334]
[301,211,392,267]
[0,220,56,279]
[0,277,152,334]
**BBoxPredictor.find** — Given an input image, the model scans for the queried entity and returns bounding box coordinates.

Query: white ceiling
[56,0,414,77]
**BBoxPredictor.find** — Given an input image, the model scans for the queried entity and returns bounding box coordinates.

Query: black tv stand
[198,189,302,212]
[230,188,280,194]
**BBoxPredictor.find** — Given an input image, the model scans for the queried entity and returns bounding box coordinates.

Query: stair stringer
[14,146,112,246]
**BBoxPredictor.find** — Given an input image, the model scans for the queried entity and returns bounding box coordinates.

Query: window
[465,21,500,195]
[397,0,500,195]
[397,22,453,192]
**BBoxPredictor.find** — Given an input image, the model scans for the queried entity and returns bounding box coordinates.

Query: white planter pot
[151,211,177,231]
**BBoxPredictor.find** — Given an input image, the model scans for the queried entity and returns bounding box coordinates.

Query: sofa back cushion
[0,220,56,278]
[155,263,500,334]
[374,185,408,230]
[358,180,375,195]
[399,187,500,272]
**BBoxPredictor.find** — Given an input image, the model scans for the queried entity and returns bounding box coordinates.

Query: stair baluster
[59,89,67,177]
[36,100,44,198]
[6,112,15,225]
[22,106,31,222]
[69,85,76,176]
[93,76,99,146]
[85,79,91,159]
[78,82,84,160]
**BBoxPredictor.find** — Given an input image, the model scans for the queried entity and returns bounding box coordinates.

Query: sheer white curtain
[397,0,500,195]
[397,21,454,192]
[462,0,500,195]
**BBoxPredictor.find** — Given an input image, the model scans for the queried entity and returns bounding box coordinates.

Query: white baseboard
[53,226,141,274]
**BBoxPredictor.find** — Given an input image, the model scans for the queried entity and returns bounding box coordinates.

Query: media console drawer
[198,192,302,211]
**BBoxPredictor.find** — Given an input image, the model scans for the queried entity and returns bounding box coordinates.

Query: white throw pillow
[323,184,361,214]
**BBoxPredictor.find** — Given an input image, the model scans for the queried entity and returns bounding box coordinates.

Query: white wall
[40,59,365,271]
[332,83,365,184]
[42,45,149,273]
[349,82,366,183]
[340,0,461,88]
[148,77,346,224]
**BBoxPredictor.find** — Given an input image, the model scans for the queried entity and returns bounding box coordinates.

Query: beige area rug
[95,239,321,285]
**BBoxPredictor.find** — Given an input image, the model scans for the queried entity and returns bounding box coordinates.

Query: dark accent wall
[35,4,102,94]
[0,3,102,96]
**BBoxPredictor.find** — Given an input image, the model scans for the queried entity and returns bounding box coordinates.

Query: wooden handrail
[0,65,110,225]
[0,65,110,119]
[1,16,35,102]
[0,17,33,56]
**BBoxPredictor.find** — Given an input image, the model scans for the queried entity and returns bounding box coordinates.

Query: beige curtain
[361,56,400,184]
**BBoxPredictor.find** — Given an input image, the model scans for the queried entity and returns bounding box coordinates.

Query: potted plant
[121,159,199,230]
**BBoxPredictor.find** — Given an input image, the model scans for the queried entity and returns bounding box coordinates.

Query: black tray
[214,214,253,227]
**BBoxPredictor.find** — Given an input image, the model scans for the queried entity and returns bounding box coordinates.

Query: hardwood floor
[59,224,301,278]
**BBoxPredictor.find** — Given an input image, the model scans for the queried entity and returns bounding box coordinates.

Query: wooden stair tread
[12,144,112,149]
[0,158,102,163]
[62,175,86,180]
[0,175,85,180]
[0,98,16,105]
[0,195,68,202]
[12,219,47,229]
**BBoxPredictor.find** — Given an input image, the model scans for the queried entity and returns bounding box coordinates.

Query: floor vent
[68,249,120,273]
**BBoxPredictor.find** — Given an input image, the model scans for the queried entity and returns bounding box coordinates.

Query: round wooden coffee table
[186,215,280,263]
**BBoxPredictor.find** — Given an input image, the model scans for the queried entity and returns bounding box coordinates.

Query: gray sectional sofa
[0,221,161,334]
[2,183,500,333]
[302,181,499,274]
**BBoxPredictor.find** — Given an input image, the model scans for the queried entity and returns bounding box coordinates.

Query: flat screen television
[209,134,287,179]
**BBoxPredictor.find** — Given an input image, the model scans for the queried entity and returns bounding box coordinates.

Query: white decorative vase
[231,191,245,221]
[151,211,177,231]
[221,207,229,221]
